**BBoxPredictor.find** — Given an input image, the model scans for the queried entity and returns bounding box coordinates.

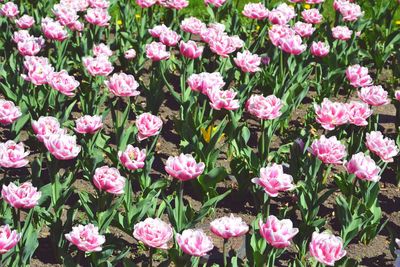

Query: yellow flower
[304,4,311,9]
[201,125,225,143]
[396,20,400,25]
[135,14,141,19]
[256,25,260,31]
[117,20,123,25]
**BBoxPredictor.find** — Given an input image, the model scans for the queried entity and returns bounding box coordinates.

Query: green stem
[223,238,228,267]
[149,247,154,267]
[322,164,332,185]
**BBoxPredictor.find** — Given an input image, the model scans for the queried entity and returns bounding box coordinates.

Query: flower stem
[149,247,154,267]
[223,238,228,267]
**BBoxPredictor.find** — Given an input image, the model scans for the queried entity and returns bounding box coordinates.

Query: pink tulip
[84,8,110,26]
[200,25,224,43]
[22,56,54,86]
[251,163,294,197]
[310,135,347,164]
[53,4,79,27]
[333,0,350,10]
[105,73,140,97]
[345,152,381,182]
[93,43,113,57]
[305,0,324,3]
[346,101,372,126]
[358,86,390,106]
[268,25,295,47]
[136,0,157,8]
[179,40,204,59]
[339,2,362,22]
[187,72,225,94]
[118,145,146,171]
[93,166,125,195]
[32,116,66,142]
[259,215,298,248]
[268,3,296,25]
[149,24,169,38]
[242,3,269,20]
[204,0,226,7]
[209,35,237,58]
[60,0,89,11]
[160,0,189,10]
[159,29,181,47]
[0,2,19,18]
[41,17,69,41]
[180,17,207,35]
[17,37,44,56]
[395,90,400,101]
[83,55,114,76]
[165,153,205,181]
[310,41,330,57]
[145,42,170,61]
[314,98,348,130]
[246,94,283,120]
[302,8,323,24]
[234,50,261,73]
[293,22,315,38]
[88,0,110,8]
[124,48,136,60]
[48,70,80,97]
[366,131,399,162]
[12,30,31,43]
[280,34,307,55]
[332,26,353,40]
[0,141,29,168]
[210,214,249,239]
[207,88,240,111]
[69,20,84,31]
[346,64,372,88]
[0,99,21,126]
[133,218,173,249]
[65,224,105,252]
[135,113,163,141]
[1,182,41,209]
[309,232,346,266]
[0,225,21,254]
[176,229,214,256]
[15,15,35,29]
[75,115,103,134]
[44,133,81,160]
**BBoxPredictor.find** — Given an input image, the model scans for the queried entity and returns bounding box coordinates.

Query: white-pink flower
[176,229,213,256]
[75,115,103,134]
[210,214,249,239]
[133,218,173,249]
[309,232,346,266]
[135,113,163,141]
[246,94,283,120]
[165,154,205,181]
[65,224,105,252]
[314,98,348,130]
[234,50,261,73]
[259,215,298,248]
[118,145,146,171]
[93,166,125,195]
[346,101,372,126]
[345,152,381,182]
[358,86,390,106]
[251,163,294,197]
[0,141,29,169]
[366,131,399,162]
[310,135,347,165]
[0,99,22,126]
[105,73,140,97]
